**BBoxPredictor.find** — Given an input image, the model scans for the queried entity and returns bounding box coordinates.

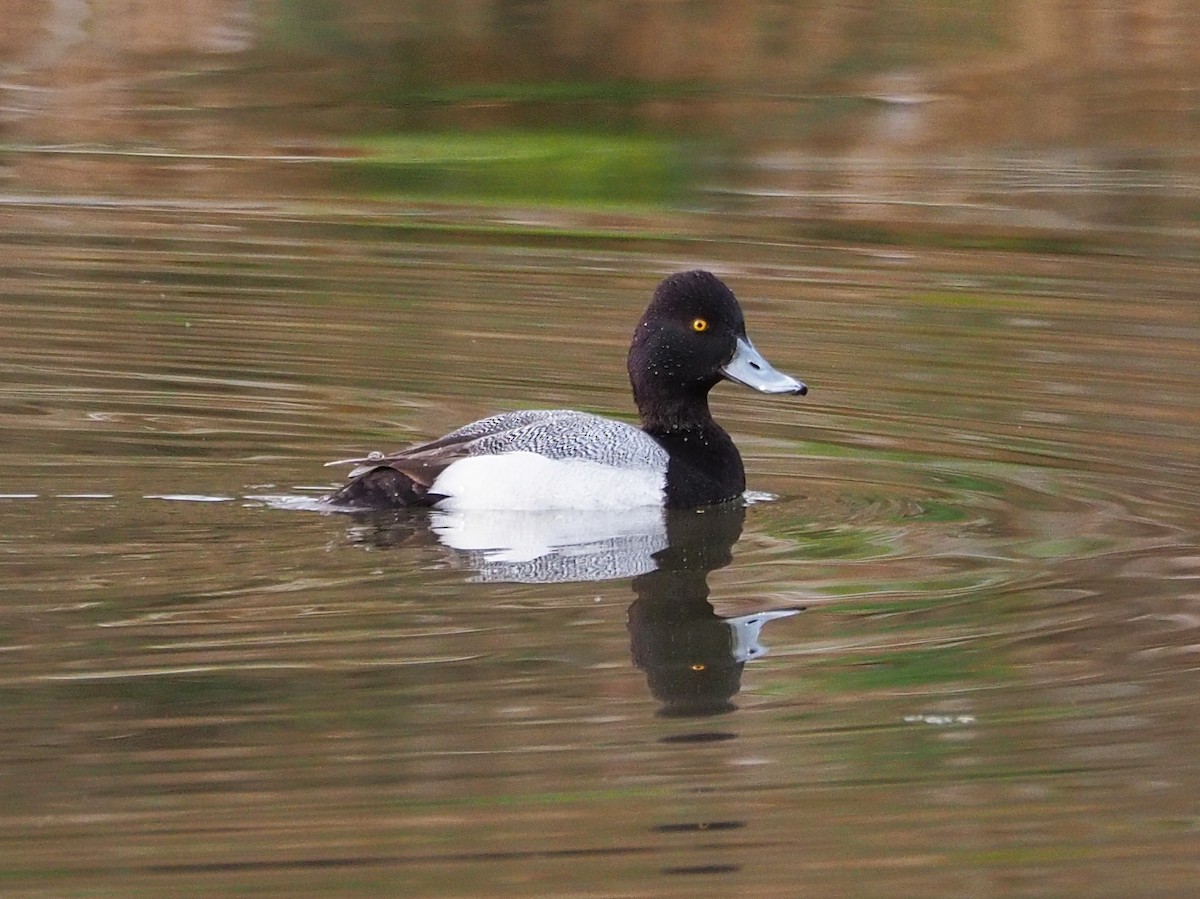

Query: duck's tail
[325,466,434,510]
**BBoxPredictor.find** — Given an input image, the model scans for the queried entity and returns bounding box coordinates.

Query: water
[0,199,1197,895]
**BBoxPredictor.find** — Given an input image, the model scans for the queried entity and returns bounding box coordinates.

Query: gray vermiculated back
[456,410,668,472]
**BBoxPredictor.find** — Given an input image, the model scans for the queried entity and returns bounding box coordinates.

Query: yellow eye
[691,318,708,333]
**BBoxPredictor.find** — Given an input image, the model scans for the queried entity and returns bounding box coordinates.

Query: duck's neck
[641,409,738,463]
[636,389,716,435]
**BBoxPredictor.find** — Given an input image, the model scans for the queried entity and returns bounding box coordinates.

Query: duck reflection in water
[627,504,802,717]
[341,502,801,717]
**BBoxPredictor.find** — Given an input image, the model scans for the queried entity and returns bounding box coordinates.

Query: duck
[324,270,806,511]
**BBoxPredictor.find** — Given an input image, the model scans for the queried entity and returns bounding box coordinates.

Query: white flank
[430,452,665,511]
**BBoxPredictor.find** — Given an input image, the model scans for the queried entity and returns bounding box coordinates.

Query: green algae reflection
[333,131,692,207]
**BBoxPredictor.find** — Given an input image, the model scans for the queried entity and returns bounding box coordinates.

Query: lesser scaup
[325,270,806,510]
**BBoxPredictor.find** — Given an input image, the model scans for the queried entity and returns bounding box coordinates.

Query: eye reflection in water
[339,501,801,716]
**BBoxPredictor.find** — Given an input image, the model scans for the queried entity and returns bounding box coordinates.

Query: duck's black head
[628,271,806,430]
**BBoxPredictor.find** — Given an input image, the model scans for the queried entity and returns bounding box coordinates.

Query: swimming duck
[325,270,806,510]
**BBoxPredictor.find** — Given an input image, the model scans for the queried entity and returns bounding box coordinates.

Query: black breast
[652,424,746,508]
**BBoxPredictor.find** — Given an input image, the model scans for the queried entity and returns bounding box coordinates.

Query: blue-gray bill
[719,337,808,395]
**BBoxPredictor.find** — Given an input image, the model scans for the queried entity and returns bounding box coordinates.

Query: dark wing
[326,410,577,490]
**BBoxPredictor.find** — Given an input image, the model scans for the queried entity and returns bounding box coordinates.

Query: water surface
[0,201,1198,896]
